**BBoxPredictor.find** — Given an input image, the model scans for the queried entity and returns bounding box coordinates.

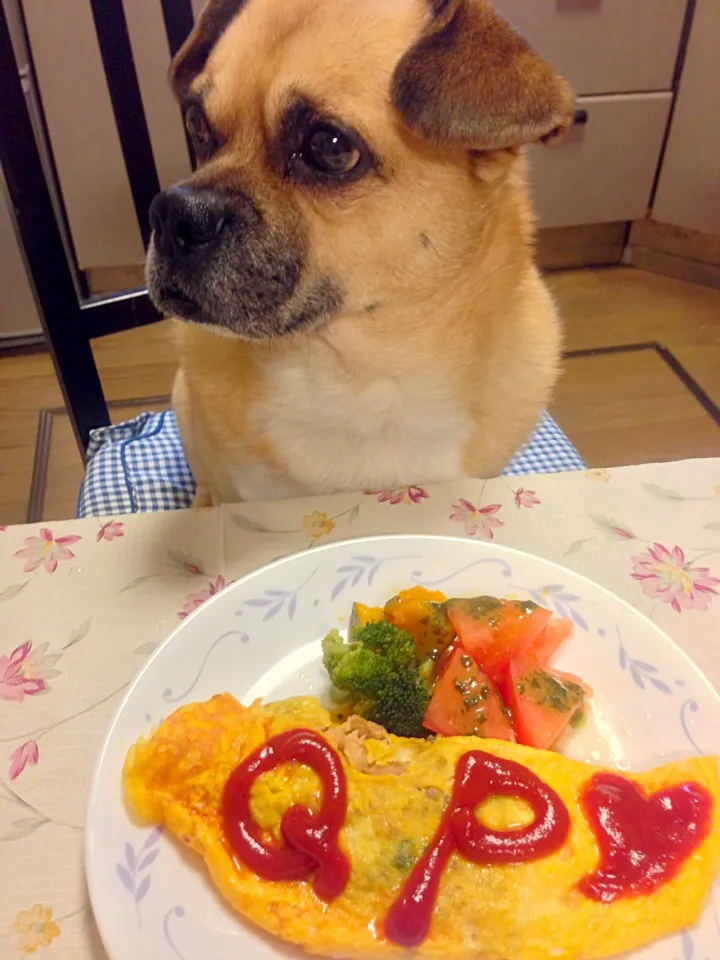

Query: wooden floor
[0,266,719,525]
[545,267,720,466]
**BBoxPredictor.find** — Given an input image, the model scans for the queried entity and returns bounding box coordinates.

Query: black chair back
[0,0,195,453]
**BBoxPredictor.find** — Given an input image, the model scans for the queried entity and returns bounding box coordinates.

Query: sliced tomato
[447,599,553,686]
[423,648,515,741]
[431,644,456,684]
[502,656,590,750]
[528,618,573,664]
[446,600,511,685]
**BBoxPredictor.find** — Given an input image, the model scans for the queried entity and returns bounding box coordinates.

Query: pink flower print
[514,488,541,509]
[0,642,48,702]
[9,741,39,781]
[366,486,429,505]
[631,543,720,613]
[178,575,226,620]
[22,642,61,689]
[0,525,7,532]
[449,499,504,540]
[14,527,81,573]
[97,520,124,542]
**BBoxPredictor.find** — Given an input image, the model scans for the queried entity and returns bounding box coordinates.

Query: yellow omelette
[123,694,720,960]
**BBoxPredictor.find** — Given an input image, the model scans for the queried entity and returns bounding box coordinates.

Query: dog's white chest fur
[235,355,471,500]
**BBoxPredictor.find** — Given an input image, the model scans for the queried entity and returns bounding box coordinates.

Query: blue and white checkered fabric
[76,409,585,517]
[77,410,195,517]
[503,412,586,476]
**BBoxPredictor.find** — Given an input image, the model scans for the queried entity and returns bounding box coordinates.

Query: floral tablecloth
[1,460,719,959]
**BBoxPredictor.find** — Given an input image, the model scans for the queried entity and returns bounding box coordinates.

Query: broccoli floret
[321,622,431,738]
[322,629,348,675]
[347,619,416,670]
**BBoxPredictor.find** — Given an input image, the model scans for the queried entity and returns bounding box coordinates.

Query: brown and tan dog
[146,0,574,506]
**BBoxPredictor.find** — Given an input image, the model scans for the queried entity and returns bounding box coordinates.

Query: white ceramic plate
[86,535,720,960]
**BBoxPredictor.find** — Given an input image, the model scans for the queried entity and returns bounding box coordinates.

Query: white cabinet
[496,1,688,229]
[652,0,720,235]
[530,94,672,228]
[494,0,688,95]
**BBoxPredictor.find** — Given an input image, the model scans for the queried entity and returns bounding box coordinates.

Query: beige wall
[22,0,146,268]
[1,0,41,337]
[21,0,199,271]
[21,0,193,271]
[122,0,192,190]
[2,0,29,65]
[652,0,720,234]
[0,170,41,337]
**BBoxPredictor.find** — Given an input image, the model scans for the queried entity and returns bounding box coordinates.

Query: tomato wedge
[423,648,515,740]
[528,618,573,664]
[502,657,590,750]
[447,598,553,686]
[431,644,456,684]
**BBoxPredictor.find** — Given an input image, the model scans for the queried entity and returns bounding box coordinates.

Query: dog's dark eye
[303,124,361,176]
[280,101,375,187]
[184,103,214,163]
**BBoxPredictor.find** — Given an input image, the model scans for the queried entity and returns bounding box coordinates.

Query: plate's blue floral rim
[87,535,720,959]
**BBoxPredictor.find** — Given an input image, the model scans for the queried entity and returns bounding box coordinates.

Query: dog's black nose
[149,186,232,258]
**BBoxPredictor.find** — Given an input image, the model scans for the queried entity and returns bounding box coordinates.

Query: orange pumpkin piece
[352,603,385,628]
[383,586,454,659]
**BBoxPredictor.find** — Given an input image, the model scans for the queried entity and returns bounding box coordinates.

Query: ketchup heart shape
[578,772,713,903]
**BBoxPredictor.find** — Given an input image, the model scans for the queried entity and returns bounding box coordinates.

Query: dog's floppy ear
[392,0,574,150]
[170,0,248,96]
